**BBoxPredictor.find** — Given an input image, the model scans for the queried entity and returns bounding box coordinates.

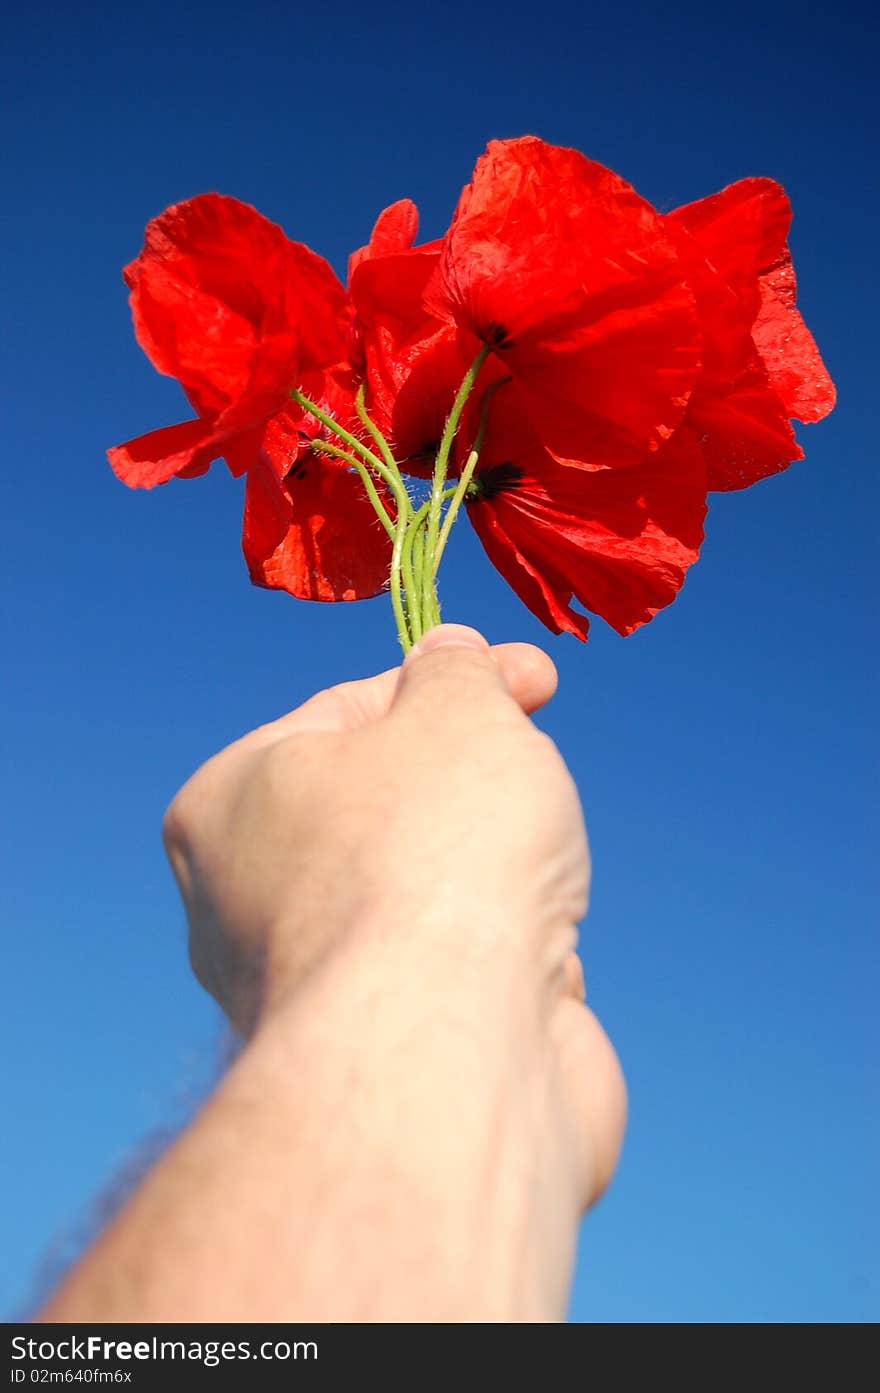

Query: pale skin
[41,624,626,1322]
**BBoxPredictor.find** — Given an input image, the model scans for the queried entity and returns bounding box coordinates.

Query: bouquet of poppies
[110,137,834,650]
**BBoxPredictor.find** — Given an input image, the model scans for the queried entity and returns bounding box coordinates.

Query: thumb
[392,624,523,729]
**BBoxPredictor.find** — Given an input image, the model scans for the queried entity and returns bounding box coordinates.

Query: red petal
[242,440,393,603]
[107,418,222,488]
[751,270,836,422]
[470,506,591,639]
[109,412,266,489]
[664,217,754,393]
[125,194,348,415]
[348,198,419,279]
[351,243,477,462]
[669,178,791,320]
[510,289,700,465]
[430,137,700,464]
[219,426,266,478]
[467,387,707,637]
[350,237,439,328]
[665,211,805,489]
[287,364,363,445]
[376,327,480,469]
[687,356,803,490]
[669,178,835,424]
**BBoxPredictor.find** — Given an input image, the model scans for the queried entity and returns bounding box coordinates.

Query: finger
[329,640,556,725]
[257,634,558,739]
[391,624,526,730]
[494,641,558,715]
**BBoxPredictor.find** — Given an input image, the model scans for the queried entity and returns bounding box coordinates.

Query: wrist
[245,924,582,1320]
[254,879,578,1039]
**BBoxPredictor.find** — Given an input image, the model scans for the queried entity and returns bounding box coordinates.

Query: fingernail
[405,624,490,663]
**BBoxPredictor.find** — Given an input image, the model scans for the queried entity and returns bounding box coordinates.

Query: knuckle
[161,786,191,856]
[161,745,233,854]
[530,725,565,762]
[525,727,573,786]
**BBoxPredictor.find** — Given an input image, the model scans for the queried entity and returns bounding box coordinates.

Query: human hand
[165,626,581,1020]
[164,624,625,1219]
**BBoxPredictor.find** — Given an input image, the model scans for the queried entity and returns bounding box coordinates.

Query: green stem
[390,516,412,653]
[402,499,432,640]
[402,490,458,633]
[352,385,421,646]
[433,376,509,576]
[293,382,491,651]
[292,385,419,652]
[309,440,396,542]
[424,346,490,581]
[290,388,411,523]
[400,519,421,645]
[307,421,410,649]
[355,383,401,480]
[410,516,425,611]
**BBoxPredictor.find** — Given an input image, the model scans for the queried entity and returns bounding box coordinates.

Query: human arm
[41,626,625,1322]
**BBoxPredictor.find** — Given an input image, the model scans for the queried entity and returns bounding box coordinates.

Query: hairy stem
[424,347,490,572]
[292,386,417,651]
[309,440,395,542]
[290,388,410,523]
[433,376,510,575]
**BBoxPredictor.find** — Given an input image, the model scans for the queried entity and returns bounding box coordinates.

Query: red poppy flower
[462,384,707,639]
[424,137,702,467]
[242,369,394,602]
[108,196,419,601]
[108,194,348,488]
[666,178,835,489]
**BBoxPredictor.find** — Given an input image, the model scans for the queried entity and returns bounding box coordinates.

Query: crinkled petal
[686,347,804,491]
[664,216,754,392]
[242,427,393,602]
[108,412,266,487]
[666,214,805,489]
[751,269,836,422]
[296,364,363,440]
[469,505,591,638]
[669,178,835,424]
[429,137,700,464]
[107,418,222,488]
[509,288,701,465]
[348,199,419,279]
[466,387,707,637]
[351,244,479,462]
[217,426,265,479]
[125,193,348,414]
[668,177,791,320]
[373,328,459,465]
[350,237,440,329]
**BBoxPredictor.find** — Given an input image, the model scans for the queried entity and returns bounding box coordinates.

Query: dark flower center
[471,461,524,500]
[484,320,515,351]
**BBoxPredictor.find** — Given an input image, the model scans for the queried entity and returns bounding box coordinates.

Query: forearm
[41,919,582,1323]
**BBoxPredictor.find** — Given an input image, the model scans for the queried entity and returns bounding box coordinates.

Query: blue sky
[2,0,876,1322]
